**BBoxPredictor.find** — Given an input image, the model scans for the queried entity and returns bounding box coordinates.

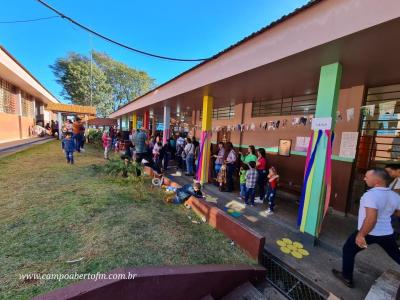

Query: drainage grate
[262,251,328,300]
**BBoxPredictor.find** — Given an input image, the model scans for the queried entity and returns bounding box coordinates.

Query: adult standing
[241,145,257,165]
[132,128,148,176]
[184,137,195,176]
[213,142,225,179]
[332,168,400,288]
[385,164,400,241]
[73,117,83,153]
[224,142,237,193]
[109,125,116,150]
[256,148,267,201]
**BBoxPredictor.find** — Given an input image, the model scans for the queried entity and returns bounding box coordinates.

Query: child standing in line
[102,131,112,159]
[265,166,279,215]
[62,132,76,164]
[245,161,258,206]
[239,164,249,201]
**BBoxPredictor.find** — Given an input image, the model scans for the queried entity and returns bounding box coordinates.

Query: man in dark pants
[332,168,400,288]
[132,128,148,176]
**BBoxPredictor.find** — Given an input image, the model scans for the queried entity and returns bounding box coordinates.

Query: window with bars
[21,92,34,117]
[0,77,17,114]
[200,104,235,120]
[251,94,317,117]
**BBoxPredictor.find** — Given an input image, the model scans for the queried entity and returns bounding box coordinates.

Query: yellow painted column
[132,112,137,130]
[199,95,213,184]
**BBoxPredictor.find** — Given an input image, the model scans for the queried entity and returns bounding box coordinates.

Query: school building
[0,46,59,143]
[110,0,400,238]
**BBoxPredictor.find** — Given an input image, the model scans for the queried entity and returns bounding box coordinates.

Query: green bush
[87,129,103,146]
[101,157,143,181]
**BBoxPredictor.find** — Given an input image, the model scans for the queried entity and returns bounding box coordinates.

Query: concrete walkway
[0,136,54,157]
[166,168,400,300]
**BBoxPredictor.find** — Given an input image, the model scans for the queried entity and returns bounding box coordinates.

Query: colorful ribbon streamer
[297,130,323,226]
[196,131,208,181]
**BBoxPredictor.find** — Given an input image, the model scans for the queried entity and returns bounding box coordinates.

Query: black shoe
[332,269,354,288]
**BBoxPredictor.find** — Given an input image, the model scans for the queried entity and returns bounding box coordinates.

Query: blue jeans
[73,134,82,152]
[267,187,276,211]
[240,183,246,198]
[186,154,194,175]
[245,187,255,205]
[65,151,74,164]
[257,170,266,199]
[214,163,222,178]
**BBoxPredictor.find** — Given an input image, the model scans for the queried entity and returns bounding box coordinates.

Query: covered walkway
[168,170,400,299]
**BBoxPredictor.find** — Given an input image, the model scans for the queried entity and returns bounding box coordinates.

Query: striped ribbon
[196,131,208,181]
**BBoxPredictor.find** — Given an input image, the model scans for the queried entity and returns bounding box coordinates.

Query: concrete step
[365,269,400,300]
[221,281,265,300]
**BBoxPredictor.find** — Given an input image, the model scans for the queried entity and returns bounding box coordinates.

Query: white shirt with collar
[358,187,400,236]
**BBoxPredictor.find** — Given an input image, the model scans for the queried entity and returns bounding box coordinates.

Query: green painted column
[300,62,342,237]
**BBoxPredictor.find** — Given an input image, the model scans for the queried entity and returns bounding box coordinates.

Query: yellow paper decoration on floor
[276,240,286,247]
[298,248,310,256]
[291,251,303,259]
[282,238,292,244]
[280,246,291,254]
[293,242,304,249]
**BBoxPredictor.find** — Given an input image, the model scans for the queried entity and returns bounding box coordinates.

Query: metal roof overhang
[110,0,400,120]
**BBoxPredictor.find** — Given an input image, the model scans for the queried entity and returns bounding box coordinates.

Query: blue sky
[1,0,309,103]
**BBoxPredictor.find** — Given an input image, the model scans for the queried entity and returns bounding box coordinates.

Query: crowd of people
[99,127,280,214]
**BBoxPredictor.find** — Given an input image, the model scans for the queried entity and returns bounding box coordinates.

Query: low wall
[0,113,35,142]
[33,265,266,300]
[143,166,265,262]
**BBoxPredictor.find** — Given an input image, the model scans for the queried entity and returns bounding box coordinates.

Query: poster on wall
[346,108,355,121]
[339,132,359,158]
[294,136,310,152]
[361,104,375,117]
[278,139,292,156]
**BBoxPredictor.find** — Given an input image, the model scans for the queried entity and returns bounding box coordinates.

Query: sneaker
[80,148,85,152]
[255,197,261,201]
[254,199,263,204]
[332,269,354,288]
[265,209,274,215]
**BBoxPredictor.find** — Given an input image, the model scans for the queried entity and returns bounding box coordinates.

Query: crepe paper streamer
[304,131,314,177]
[318,130,335,234]
[297,130,323,226]
[196,131,208,181]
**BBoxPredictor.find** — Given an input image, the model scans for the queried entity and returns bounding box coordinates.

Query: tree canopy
[50,51,155,117]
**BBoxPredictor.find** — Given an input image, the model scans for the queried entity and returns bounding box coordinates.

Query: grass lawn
[0,141,255,299]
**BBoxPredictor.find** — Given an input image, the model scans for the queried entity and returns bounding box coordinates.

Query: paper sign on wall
[311,117,332,130]
[295,136,310,152]
[339,132,359,158]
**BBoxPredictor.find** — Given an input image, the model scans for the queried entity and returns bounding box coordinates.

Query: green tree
[51,52,155,117]
[92,51,155,110]
[50,53,113,117]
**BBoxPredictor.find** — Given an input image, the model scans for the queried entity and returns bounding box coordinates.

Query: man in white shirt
[332,168,400,288]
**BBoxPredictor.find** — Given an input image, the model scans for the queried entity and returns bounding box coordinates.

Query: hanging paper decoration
[250,123,256,131]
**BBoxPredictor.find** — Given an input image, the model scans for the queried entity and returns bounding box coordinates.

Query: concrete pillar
[57,112,63,140]
[163,106,171,144]
[143,111,150,130]
[198,95,213,184]
[298,62,342,238]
